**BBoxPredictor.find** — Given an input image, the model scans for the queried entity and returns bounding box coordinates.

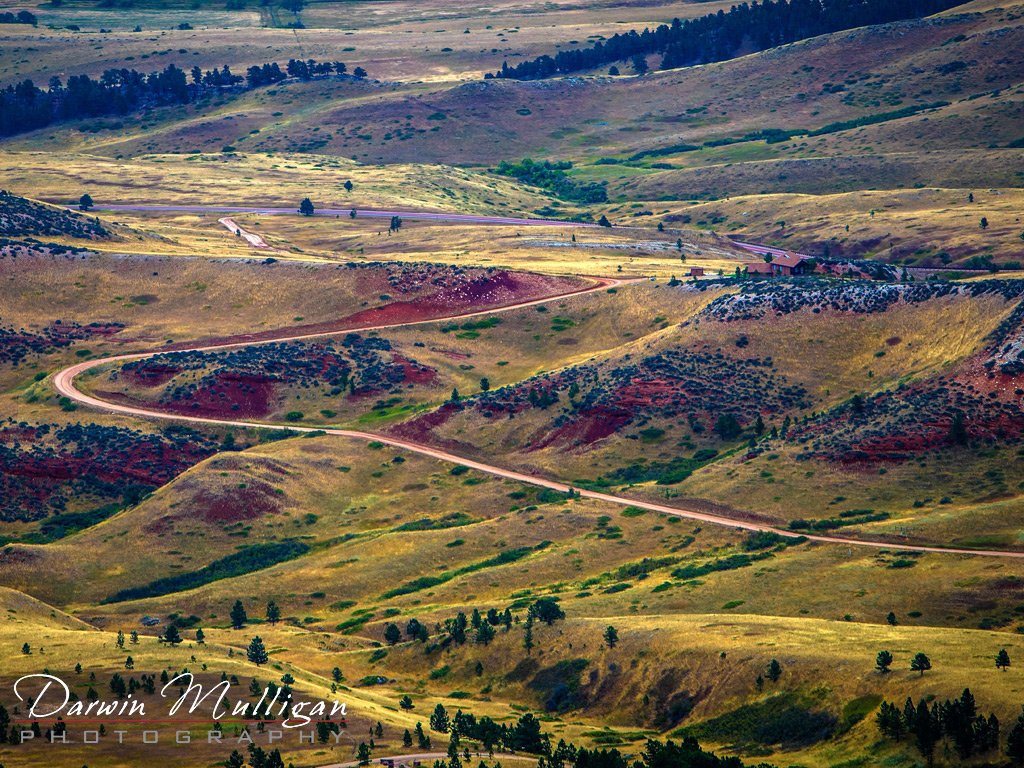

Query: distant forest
[0,59,367,137]
[491,0,971,80]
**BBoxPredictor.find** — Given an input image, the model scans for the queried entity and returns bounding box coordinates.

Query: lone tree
[79,193,94,211]
[886,612,898,626]
[344,180,354,192]
[980,216,989,230]
[384,623,402,646]
[266,601,281,626]
[195,628,205,644]
[876,650,894,674]
[299,197,315,216]
[162,625,183,646]
[997,649,1012,672]
[399,694,414,710]
[230,600,248,629]
[604,625,619,649]
[597,214,612,228]
[911,651,932,676]
[247,635,269,667]
[389,215,402,232]
[767,659,782,683]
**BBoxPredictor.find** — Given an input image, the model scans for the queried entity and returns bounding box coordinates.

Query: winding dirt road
[50,276,1024,560]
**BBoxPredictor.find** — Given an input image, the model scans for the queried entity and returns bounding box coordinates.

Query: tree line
[877,689,1001,765]
[0,58,368,137]
[490,0,969,80]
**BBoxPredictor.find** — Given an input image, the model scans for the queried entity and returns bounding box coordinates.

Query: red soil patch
[529,407,632,451]
[187,480,284,524]
[102,371,276,420]
[390,354,438,385]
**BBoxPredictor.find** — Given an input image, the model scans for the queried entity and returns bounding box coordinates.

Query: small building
[768,253,812,276]
[744,253,812,277]
[688,267,704,277]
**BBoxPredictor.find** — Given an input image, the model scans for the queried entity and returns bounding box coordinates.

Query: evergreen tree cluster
[491,0,969,80]
[430,707,551,755]
[0,10,36,25]
[877,689,999,763]
[0,57,368,137]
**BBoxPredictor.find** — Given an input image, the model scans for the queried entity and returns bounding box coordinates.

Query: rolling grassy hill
[3,1,1024,767]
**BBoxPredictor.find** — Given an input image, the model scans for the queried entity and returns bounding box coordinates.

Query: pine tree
[357,742,372,765]
[266,601,281,625]
[523,616,534,655]
[230,600,248,629]
[400,695,414,710]
[876,650,894,674]
[196,628,205,644]
[116,630,125,648]
[403,729,413,747]
[163,625,183,645]
[911,652,932,676]
[1009,707,1024,765]
[299,197,315,216]
[415,722,430,749]
[997,648,1012,671]
[430,703,450,733]
[767,659,782,682]
[603,625,618,649]
[914,699,938,766]
[247,636,270,667]
[79,193,94,211]
[475,622,496,645]
[344,180,354,192]
[384,623,402,645]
